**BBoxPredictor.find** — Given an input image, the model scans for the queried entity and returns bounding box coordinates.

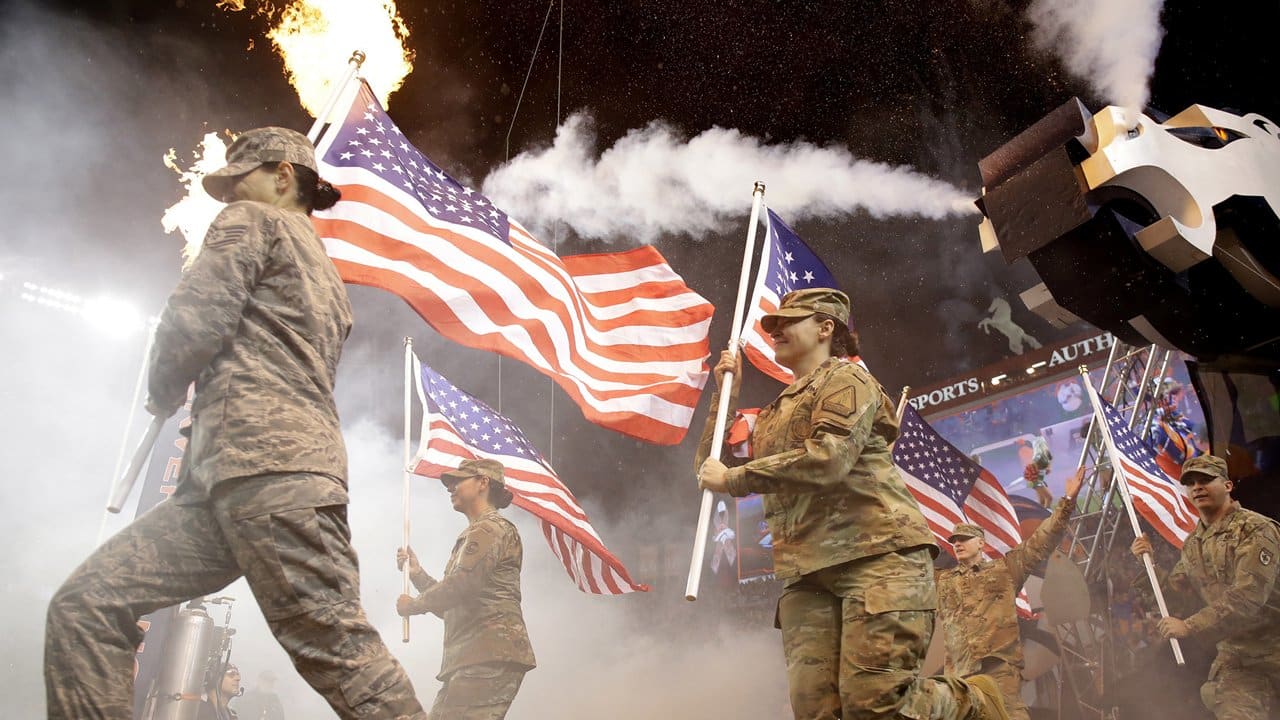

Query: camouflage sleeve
[1132,555,1201,617]
[725,368,875,497]
[693,386,746,472]
[409,566,437,593]
[147,202,271,410]
[1183,521,1280,636]
[1004,496,1075,587]
[410,521,507,616]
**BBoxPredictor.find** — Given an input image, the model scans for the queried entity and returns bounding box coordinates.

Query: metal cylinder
[146,606,217,720]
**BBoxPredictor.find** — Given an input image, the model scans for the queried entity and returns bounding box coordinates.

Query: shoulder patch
[821,386,856,417]
[1262,548,1273,567]
[204,225,248,249]
[464,540,480,555]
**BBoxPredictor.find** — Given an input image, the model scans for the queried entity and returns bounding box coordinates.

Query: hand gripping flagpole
[402,337,414,643]
[307,50,367,144]
[1079,366,1185,666]
[685,181,766,601]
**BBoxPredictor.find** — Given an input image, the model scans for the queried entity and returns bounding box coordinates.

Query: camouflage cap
[202,127,317,199]
[761,288,851,333]
[948,522,986,542]
[1180,454,1229,484]
[440,457,506,488]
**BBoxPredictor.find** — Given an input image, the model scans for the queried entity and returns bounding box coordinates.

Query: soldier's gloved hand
[395,593,418,617]
[698,458,730,494]
[1131,534,1154,559]
[396,546,422,572]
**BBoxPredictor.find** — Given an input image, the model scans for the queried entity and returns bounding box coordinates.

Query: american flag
[411,356,649,595]
[1094,396,1198,547]
[313,80,713,445]
[894,404,1024,555]
[741,210,860,383]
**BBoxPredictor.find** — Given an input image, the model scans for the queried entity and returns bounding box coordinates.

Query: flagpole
[402,337,413,643]
[1079,366,1185,665]
[895,386,911,422]
[307,50,367,144]
[685,181,765,601]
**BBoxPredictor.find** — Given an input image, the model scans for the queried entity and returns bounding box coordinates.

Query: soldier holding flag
[697,288,1010,720]
[1131,455,1280,720]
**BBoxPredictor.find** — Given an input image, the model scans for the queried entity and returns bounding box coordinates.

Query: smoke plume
[1026,0,1165,115]
[481,113,978,243]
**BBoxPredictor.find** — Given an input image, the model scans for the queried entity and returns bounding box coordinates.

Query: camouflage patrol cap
[440,457,506,488]
[761,288,851,333]
[948,523,986,543]
[202,127,317,199]
[1180,454,1229,485]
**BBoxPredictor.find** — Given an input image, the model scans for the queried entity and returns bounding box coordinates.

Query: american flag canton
[894,406,979,507]
[422,366,544,464]
[1102,399,1163,474]
[321,83,509,243]
[765,209,838,297]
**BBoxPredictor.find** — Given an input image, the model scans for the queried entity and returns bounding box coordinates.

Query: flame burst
[163,2,414,263]
[161,133,231,267]
[267,0,413,116]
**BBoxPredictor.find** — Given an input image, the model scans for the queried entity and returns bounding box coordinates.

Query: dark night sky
[5,0,1279,513]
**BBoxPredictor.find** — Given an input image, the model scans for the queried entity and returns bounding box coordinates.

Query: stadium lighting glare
[81,296,146,336]
[14,281,149,337]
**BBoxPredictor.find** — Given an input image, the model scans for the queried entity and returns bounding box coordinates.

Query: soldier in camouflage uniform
[396,458,536,720]
[44,127,426,719]
[697,288,1009,720]
[1131,455,1280,720]
[937,468,1083,720]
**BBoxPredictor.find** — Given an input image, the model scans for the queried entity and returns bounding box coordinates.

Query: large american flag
[741,210,859,384]
[411,356,649,595]
[1094,396,1198,547]
[313,80,713,445]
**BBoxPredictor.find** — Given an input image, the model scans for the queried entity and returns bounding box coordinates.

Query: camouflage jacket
[1156,503,1280,658]
[937,497,1075,675]
[696,358,937,581]
[407,509,536,679]
[150,202,353,505]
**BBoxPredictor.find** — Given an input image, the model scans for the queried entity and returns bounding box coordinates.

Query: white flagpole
[307,50,367,144]
[1079,366,1185,665]
[402,337,414,643]
[685,181,766,601]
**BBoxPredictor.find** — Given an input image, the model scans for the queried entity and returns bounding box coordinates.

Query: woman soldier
[697,288,1008,720]
[396,458,536,720]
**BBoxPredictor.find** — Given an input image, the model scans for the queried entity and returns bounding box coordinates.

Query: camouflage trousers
[777,547,983,720]
[44,473,425,720]
[428,662,527,719]
[974,658,1028,720]
[1200,650,1280,720]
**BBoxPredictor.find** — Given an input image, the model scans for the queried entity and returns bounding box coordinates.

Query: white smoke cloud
[1026,0,1165,115]
[482,114,978,243]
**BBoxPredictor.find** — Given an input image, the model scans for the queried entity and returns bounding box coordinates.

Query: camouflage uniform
[696,288,1001,720]
[1146,456,1280,720]
[402,492,535,720]
[44,128,425,719]
[937,501,1076,720]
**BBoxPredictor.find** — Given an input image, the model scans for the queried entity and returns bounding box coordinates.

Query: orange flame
[161,133,231,267]
[267,0,413,115]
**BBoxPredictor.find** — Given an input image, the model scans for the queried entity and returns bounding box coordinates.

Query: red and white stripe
[314,138,712,446]
[1115,455,1199,547]
[412,378,648,595]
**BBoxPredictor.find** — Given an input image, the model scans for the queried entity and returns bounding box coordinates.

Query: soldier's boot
[966,674,1011,720]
